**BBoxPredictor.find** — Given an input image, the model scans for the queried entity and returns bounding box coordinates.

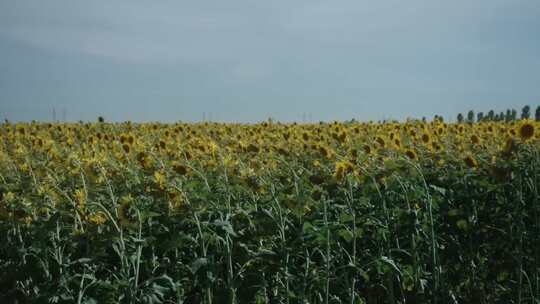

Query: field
[1,119,539,303]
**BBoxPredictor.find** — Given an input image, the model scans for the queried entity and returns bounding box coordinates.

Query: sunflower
[318,145,331,158]
[405,149,417,160]
[470,134,480,145]
[464,155,478,168]
[87,211,107,225]
[363,144,372,155]
[334,161,353,181]
[136,151,152,169]
[158,140,167,150]
[337,132,347,143]
[73,189,86,211]
[519,122,535,141]
[501,137,517,157]
[246,143,260,153]
[154,170,167,189]
[172,163,189,175]
[375,136,386,148]
[282,132,290,140]
[167,191,185,213]
[117,195,137,228]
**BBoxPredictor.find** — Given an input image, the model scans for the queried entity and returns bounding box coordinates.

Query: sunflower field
[0,119,539,303]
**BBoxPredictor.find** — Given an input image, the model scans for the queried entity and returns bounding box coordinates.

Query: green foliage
[1,121,540,303]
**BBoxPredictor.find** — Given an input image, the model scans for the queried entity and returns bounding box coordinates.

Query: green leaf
[191,257,208,274]
[429,185,447,195]
[338,228,353,242]
[448,209,460,217]
[214,219,237,237]
[380,256,402,275]
[456,219,468,230]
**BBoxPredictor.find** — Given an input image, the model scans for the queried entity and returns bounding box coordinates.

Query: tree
[477,112,484,122]
[511,109,517,121]
[521,105,531,119]
[505,109,512,122]
[487,110,495,121]
[499,112,505,121]
[535,106,540,121]
[457,113,464,123]
[467,110,475,123]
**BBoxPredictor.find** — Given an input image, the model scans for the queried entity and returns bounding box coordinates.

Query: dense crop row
[0,119,539,303]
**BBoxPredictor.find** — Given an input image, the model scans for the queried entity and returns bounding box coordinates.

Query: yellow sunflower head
[470,134,480,145]
[334,161,353,181]
[421,133,431,144]
[519,121,535,141]
[117,195,137,228]
[363,144,372,155]
[464,155,478,168]
[405,149,417,160]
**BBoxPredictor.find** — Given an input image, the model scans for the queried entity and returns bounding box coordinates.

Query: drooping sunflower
[318,145,332,159]
[246,143,260,153]
[375,136,386,148]
[363,144,372,155]
[337,131,347,144]
[502,137,517,157]
[334,161,353,181]
[172,162,189,175]
[405,149,417,160]
[464,155,478,168]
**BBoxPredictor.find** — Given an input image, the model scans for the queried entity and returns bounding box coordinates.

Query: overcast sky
[1,1,539,122]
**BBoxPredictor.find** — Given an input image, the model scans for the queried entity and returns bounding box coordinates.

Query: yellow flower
[405,149,417,160]
[318,145,332,158]
[3,191,15,202]
[519,121,535,141]
[502,137,517,157]
[74,189,86,211]
[88,212,107,225]
[246,143,260,153]
[334,161,353,181]
[172,163,189,175]
[363,144,372,155]
[154,170,167,189]
[375,136,386,148]
[117,196,137,228]
[464,155,478,168]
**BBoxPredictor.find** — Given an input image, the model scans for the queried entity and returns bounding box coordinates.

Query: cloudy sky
[1,1,539,122]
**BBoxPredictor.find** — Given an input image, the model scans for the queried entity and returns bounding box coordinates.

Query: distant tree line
[456,105,540,123]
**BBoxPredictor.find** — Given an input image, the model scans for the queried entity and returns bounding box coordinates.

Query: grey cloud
[0,0,539,122]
